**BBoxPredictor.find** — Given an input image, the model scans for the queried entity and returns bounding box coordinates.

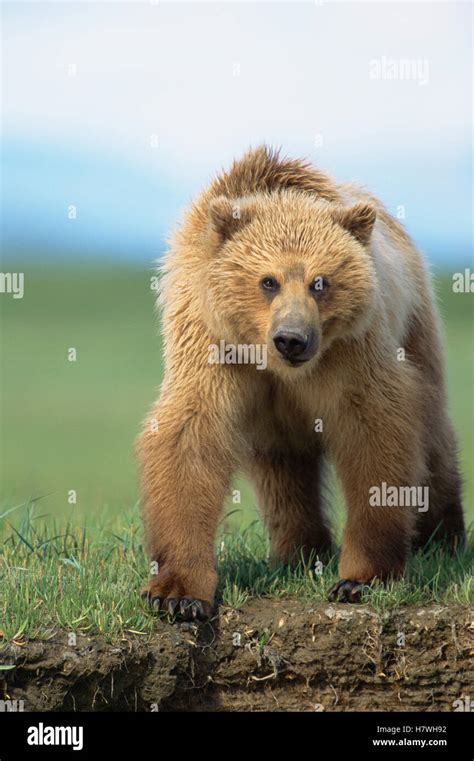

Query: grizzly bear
[138,146,465,620]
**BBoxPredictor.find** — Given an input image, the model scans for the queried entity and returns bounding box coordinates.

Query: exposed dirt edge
[1,601,473,712]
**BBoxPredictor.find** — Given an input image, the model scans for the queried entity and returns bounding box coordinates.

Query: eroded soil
[1,600,472,712]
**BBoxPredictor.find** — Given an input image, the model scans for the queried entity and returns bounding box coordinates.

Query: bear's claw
[328,579,368,603]
[141,592,212,621]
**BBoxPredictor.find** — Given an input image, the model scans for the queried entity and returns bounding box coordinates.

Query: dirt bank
[1,600,472,712]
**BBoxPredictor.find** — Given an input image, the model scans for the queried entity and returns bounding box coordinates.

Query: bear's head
[204,190,378,378]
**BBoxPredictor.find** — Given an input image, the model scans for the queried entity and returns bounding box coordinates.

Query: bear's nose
[273,329,309,360]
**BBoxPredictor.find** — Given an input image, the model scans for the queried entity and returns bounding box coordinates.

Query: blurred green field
[0,264,473,530]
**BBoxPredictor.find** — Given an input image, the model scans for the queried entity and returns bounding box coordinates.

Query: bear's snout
[272,326,318,364]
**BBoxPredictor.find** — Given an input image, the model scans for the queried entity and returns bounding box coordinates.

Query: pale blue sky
[2,1,472,263]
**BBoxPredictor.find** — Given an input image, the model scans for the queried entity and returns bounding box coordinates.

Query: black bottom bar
[0,711,472,759]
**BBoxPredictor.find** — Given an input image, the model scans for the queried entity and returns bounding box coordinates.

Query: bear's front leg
[137,389,235,620]
[328,377,426,603]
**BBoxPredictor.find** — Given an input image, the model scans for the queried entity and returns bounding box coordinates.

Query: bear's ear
[208,196,255,243]
[330,203,377,246]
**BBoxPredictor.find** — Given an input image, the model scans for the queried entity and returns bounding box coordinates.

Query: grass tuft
[0,503,472,643]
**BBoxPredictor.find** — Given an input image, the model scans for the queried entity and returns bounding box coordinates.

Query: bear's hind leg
[414,432,466,551]
[404,311,466,551]
[329,367,425,603]
[246,449,333,567]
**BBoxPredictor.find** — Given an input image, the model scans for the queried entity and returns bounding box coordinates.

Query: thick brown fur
[138,146,465,616]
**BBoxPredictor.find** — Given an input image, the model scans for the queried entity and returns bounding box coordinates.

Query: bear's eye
[260,276,279,292]
[309,276,330,297]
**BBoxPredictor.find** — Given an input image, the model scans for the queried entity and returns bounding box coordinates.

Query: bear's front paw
[141,576,214,621]
[142,592,213,621]
[328,579,368,603]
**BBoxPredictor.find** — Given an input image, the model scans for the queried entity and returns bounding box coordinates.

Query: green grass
[0,502,472,642]
[0,264,472,524]
[0,263,473,641]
